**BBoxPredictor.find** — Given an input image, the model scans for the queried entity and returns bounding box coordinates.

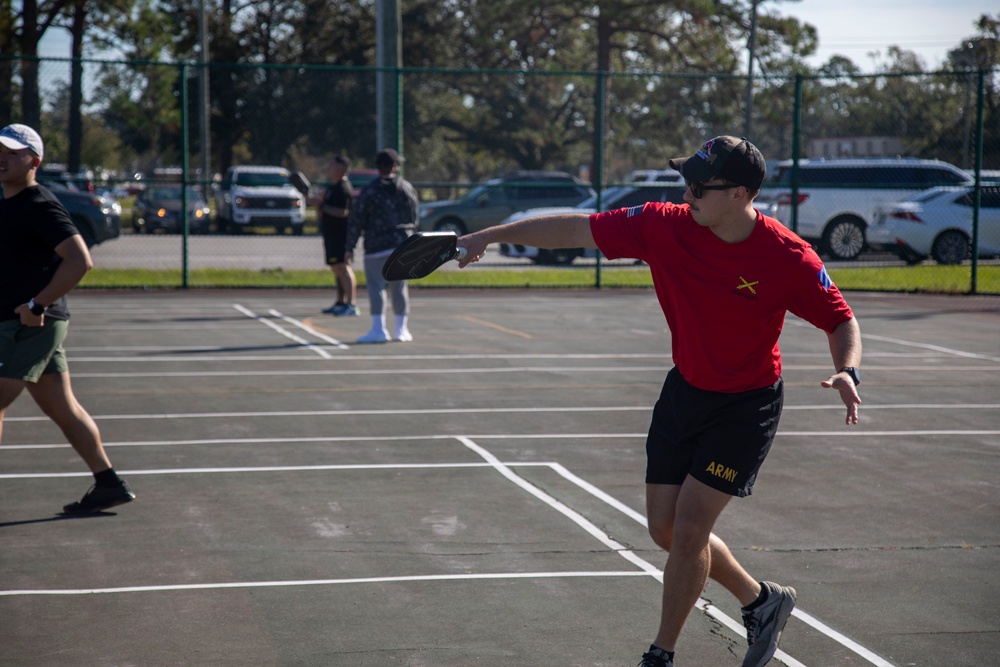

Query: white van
[771,158,972,260]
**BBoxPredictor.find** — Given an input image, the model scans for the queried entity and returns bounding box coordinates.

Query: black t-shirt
[0,185,79,321]
[320,178,353,228]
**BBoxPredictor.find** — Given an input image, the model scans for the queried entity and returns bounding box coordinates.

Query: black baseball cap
[669,136,765,192]
[375,148,403,167]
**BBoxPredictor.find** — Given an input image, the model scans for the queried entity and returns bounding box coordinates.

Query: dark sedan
[133,185,211,234]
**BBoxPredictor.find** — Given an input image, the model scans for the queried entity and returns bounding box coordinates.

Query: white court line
[457,437,810,667]
[0,441,898,666]
[5,429,1000,453]
[4,403,998,423]
[61,353,673,362]
[67,365,669,378]
[861,333,1000,363]
[547,459,897,667]
[267,308,348,350]
[232,304,333,359]
[0,570,648,597]
[63,365,1000,378]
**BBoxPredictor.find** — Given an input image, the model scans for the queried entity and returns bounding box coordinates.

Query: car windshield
[462,179,503,201]
[235,172,289,187]
[148,186,201,200]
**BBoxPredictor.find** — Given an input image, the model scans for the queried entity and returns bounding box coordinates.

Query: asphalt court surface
[1,289,998,666]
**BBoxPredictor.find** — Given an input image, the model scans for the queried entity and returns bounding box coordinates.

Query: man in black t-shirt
[315,156,359,316]
[0,123,135,515]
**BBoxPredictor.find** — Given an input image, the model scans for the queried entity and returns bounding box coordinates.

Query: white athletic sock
[394,314,409,333]
[371,314,386,332]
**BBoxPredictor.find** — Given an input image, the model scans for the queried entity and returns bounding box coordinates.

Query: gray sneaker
[741,581,796,667]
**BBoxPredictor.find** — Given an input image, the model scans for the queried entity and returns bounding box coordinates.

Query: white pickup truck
[214,165,306,234]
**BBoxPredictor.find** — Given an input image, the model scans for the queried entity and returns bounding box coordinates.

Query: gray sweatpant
[363,253,409,316]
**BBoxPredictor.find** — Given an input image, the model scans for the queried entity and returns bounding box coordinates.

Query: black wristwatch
[27,298,46,316]
[839,367,862,386]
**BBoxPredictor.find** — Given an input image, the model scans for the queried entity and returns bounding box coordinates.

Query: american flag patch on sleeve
[626,204,644,218]
[817,266,833,290]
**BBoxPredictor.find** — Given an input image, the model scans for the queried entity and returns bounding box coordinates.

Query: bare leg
[332,262,356,305]
[26,371,112,473]
[0,377,28,443]
[647,477,761,651]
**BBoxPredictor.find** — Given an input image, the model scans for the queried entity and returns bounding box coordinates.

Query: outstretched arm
[821,316,863,425]
[456,213,596,266]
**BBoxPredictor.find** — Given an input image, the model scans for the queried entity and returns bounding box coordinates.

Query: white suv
[771,158,972,260]
[215,165,306,234]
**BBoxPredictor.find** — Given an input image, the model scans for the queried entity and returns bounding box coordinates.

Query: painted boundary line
[3,428,999,454]
[0,443,897,666]
[4,403,999,423]
[232,304,339,357]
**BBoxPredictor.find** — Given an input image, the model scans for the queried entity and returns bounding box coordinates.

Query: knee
[648,521,672,552]
[670,516,713,556]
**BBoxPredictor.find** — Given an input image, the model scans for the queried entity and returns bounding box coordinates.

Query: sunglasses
[685,180,740,199]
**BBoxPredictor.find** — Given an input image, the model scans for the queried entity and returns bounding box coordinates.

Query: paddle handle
[455,247,468,261]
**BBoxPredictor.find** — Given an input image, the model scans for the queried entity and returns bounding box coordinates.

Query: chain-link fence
[5,55,999,293]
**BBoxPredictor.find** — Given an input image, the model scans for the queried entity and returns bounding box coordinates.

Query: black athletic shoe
[639,646,674,667]
[62,480,135,514]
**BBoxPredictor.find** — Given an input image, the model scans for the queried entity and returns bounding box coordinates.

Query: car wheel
[292,225,304,236]
[536,248,580,266]
[931,230,970,265]
[215,216,229,234]
[434,218,467,235]
[822,216,866,260]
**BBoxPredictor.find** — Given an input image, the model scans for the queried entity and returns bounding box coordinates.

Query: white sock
[371,314,386,332]
[394,314,408,333]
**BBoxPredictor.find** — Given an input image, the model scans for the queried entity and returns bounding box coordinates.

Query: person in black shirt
[0,123,135,515]
[315,156,359,316]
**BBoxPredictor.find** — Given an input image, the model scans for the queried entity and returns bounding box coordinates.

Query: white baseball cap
[0,123,44,160]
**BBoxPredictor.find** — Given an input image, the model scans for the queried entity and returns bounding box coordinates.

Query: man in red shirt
[457,136,862,667]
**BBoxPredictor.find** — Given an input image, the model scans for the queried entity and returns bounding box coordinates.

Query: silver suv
[418,171,594,235]
[771,158,972,260]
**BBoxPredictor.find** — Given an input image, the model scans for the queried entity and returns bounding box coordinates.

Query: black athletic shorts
[322,219,349,265]
[645,367,784,497]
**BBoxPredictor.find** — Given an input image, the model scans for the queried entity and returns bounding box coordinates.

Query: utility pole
[198,0,211,186]
[376,0,402,157]
[744,0,760,138]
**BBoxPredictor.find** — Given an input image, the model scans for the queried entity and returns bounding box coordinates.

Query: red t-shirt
[590,202,854,393]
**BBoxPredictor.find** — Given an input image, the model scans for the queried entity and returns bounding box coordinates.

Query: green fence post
[593,69,607,289]
[970,68,985,295]
[791,73,802,235]
[180,62,190,289]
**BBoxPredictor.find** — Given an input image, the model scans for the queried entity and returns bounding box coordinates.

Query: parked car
[132,185,211,234]
[214,165,306,234]
[498,183,689,265]
[868,185,1000,264]
[770,158,973,260]
[625,169,683,183]
[419,171,595,235]
[347,169,380,197]
[12,179,122,248]
[37,167,95,193]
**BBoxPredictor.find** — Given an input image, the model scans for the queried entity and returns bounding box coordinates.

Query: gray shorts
[0,318,69,382]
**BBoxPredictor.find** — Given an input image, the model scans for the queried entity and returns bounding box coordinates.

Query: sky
[783,0,993,72]
[36,1,996,73]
